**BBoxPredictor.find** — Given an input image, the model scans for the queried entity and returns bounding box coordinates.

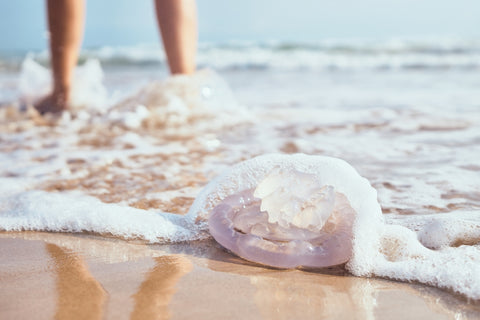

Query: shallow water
[0,42,479,300]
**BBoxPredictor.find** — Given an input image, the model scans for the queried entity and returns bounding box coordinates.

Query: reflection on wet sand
[207,256,375,320]
[43,236,193,320]
[131,255,193,320]
[46,244,107,320]
[204,248,478,320]
[250,272,375,320]
[204,248,375,320]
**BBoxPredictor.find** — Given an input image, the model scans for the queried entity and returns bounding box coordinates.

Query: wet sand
[1,231,479,320]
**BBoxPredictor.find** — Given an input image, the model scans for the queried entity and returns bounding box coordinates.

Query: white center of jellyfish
[253,167,335,233]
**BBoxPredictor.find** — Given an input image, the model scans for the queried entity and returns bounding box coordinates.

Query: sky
[1,0,479,51]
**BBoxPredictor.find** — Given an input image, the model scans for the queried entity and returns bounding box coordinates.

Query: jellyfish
[208,166,356,268]
[188,153,382,269]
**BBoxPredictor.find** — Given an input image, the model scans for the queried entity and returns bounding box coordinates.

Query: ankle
[52,86,71,105]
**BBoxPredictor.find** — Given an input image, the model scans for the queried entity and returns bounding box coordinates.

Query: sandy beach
[1,231,479,320]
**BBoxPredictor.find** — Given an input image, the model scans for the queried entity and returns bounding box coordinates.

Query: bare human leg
[155,0,197,75]
[35,0,85,114]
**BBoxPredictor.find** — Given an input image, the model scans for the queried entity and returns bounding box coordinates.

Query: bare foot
[34,92,69,115]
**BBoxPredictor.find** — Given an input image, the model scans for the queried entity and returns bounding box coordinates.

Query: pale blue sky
[1,0,479,51]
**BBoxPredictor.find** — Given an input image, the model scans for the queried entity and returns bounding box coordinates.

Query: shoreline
[1,231,479,319]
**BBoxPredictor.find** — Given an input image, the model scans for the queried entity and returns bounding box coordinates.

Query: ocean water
[0,39,479,300]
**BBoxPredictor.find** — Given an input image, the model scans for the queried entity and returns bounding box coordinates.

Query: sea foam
[0,178,202,243]
[188,154,480,300]
[1,154,478,299]
[13,38,480,71]
[20,57,109,112]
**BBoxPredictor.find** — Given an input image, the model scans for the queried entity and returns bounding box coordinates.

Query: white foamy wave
[109,68,249,133]
[10,38,480,72]
[19,57,109,112]
[188,154,480,300]
[10,58,248,133]
[385,211,480,250]
[0,179,205,243]
[196,41,480,71]
[92,38,480,71]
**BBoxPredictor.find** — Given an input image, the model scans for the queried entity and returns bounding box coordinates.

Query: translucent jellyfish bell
[208,167,356,268]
